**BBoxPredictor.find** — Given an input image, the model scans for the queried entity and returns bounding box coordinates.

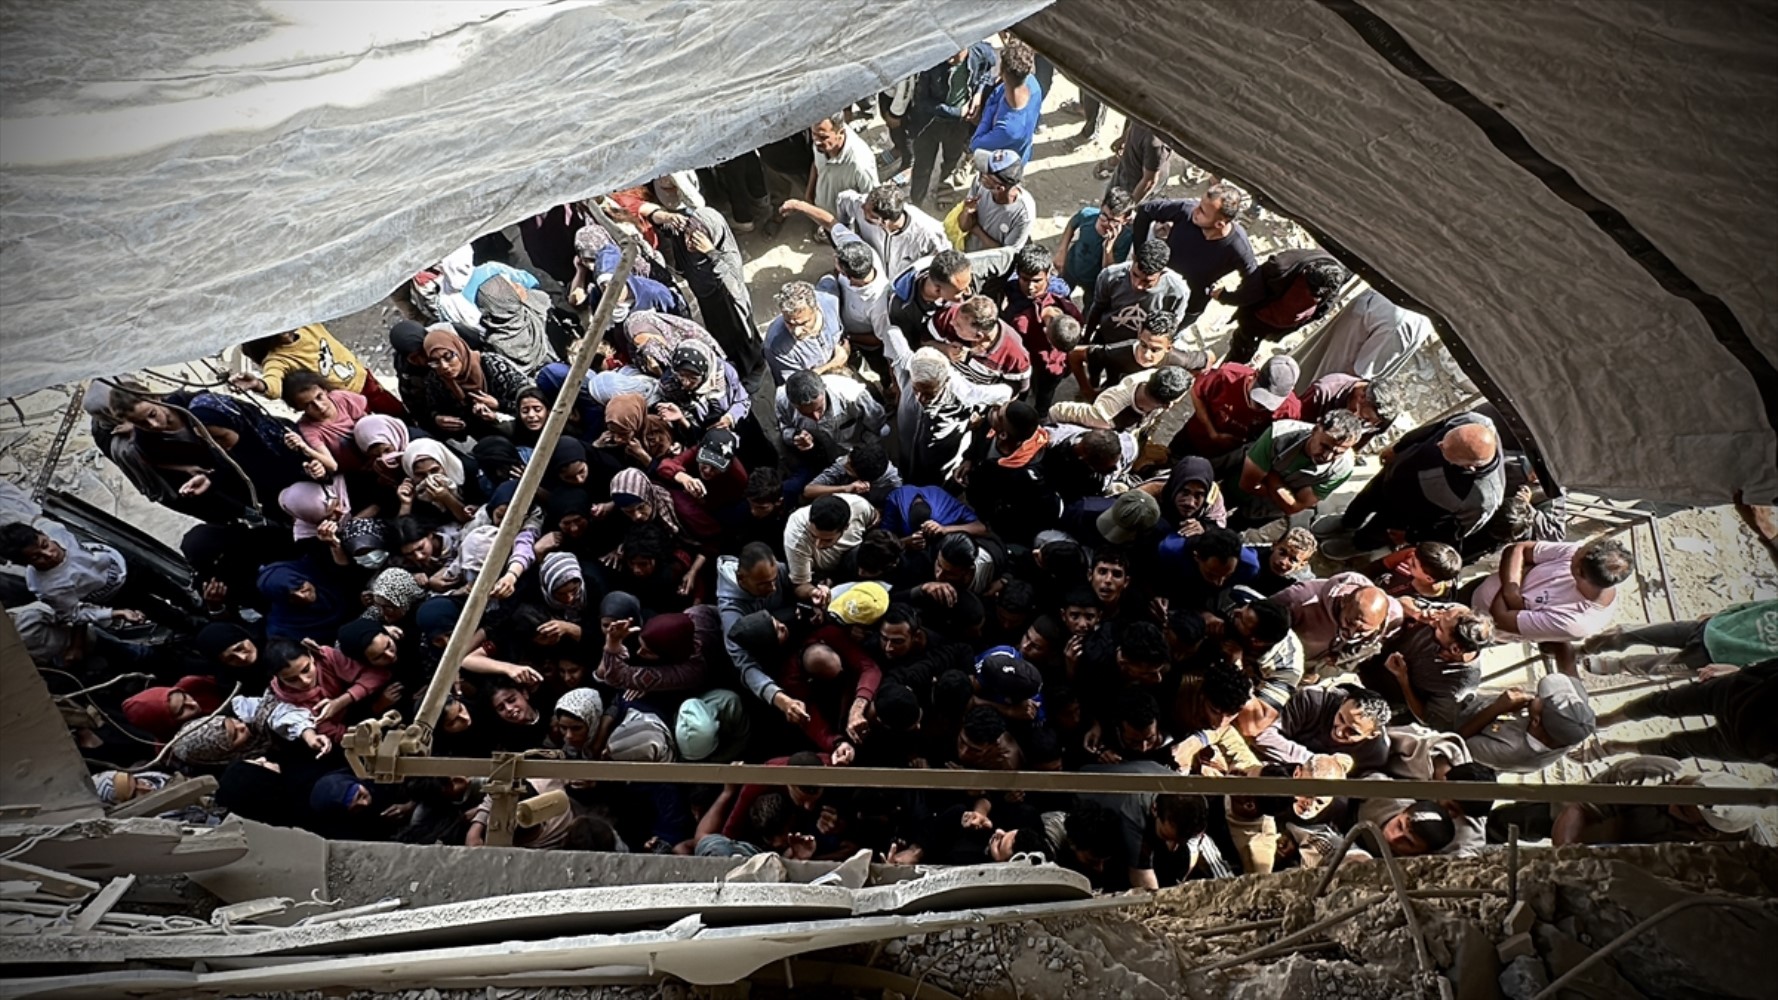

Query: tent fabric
[0,0,1044,396]
[3,0,1773,504]
[1022,0,1777,504]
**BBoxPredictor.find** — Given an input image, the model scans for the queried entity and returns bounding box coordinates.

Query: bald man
[1336,411,1505,554]
[1272,571,1404,677]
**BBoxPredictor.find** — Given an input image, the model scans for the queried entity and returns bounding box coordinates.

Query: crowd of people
[5,36,1773,886]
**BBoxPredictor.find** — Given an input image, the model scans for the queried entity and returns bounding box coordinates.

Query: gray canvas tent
[2,0,1773,503]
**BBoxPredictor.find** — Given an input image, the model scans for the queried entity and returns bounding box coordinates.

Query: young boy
[1053,186,1137,310]
[1370,540,1462,599]
[0,521,140,627]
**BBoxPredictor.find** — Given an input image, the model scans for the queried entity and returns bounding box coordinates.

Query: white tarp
[0,0,1044,395]
[1024,0,1778,504]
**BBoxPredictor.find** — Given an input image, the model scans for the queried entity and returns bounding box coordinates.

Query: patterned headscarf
[369,567,424,614]
[610,467,680,533]
[539,552,585,619]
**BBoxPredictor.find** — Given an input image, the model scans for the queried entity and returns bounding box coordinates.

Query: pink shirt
[1471,542,1615,641]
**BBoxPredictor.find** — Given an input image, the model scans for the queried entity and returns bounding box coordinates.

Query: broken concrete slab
[0,614,104,825]
[1498,955,1549,1000]
[0,896,1140,998]
[322,838,914,909]
[0,818,245,878]
[853,860,1092,916]
[186,818,328,927]
[0,882,857,964]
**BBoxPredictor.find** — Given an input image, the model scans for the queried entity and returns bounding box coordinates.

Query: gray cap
[1250,355,1301,411]
[1535,673,1595,747]
[1095,490,1160,544]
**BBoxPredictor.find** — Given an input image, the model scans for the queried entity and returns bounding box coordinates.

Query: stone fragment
[1498,955,1550,1000]
[1503,901,1534,937]
[1496,932,1535,963]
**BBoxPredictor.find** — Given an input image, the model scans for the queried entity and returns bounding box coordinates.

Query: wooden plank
[0,859,99,899]
[70,875,136,934]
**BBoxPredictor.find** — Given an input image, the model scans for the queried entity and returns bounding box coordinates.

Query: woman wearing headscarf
[474,273,557,373]
[414,326,534,440]
[612,311,725,380]
[182,522,293,618]
[655,341,756,447]
[188,622,266,691]
[636,194,764,391]
[122,675,223,741]
[399,439,475,524]
[538,551,589,627]
[257,557,354,643]
[362,567,425,625]
[534,364,604,442]
[278,478,350,547]
[108,386,309,525]
[602,468,682,536]
[168,693,331,771]
[547,687,604,758]
[588,393,653,490]
[593,606,725,693]
[545,438,592,490]
[510,388,550,458]
[1143,455,1230,535]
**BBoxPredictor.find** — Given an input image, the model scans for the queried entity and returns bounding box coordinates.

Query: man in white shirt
[783,494,878,601]
[804,115,879,218]
[783,183,949,281]
[0,520,142,626]
[1470,539,1631,643]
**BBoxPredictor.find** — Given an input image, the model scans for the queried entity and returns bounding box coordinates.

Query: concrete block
[1502,900,1534,937]
[1498,955,1549,1000]
[1496,932,1535,963]
[854,862,1091,916]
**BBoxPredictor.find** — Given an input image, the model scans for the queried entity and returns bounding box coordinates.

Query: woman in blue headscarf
[256,558,353,642]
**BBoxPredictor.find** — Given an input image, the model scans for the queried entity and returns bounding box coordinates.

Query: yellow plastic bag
[942,201,968,250]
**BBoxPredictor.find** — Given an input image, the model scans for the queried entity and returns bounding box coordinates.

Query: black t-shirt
[1084,341,1209,388]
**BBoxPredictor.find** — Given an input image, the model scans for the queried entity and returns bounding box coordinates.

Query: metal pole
[336,755,1778,807]
[405,244,638,752]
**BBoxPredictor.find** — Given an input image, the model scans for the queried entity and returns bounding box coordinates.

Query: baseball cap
[1249,355,1301,412]
[1096,490,1160,544]
[975,647,1042,702]
[830,581,890,625]
[676,696,721,762]
[696,428,739,472]
[972,147,1024,186]
[1534,673,1595,747]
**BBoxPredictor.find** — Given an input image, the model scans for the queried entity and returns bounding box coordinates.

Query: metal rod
[1530,898,1777,1000]
[32,382,87,502]
[1204,895,1382,971]
[406,244,639,749]
[1312,820,1435,978]
[1506,825,1520,908]
[338,754,1778,806]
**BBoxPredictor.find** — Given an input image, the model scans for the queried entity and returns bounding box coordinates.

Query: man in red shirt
[1170,354,1301,466]
[929,294,1033,398]
[1000,244,1084,412]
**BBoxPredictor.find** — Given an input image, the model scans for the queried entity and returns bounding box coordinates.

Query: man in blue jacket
[908,42,998,209]
[971,40,1044,165]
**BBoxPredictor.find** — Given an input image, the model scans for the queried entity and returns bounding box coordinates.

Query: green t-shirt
[1239,420,1353,517]
[1703,600,1778,665]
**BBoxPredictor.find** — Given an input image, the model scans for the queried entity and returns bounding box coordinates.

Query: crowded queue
[6,36,1774,885]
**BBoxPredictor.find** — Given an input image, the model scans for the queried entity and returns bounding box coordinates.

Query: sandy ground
[1,72,1772,803]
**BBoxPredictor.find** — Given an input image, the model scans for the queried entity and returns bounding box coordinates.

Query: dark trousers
[711,153,770,227]
[909,119,974,208]
[1077,91,1106,137]
[1224,312,1289,366]
[1619,670,1778,764]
